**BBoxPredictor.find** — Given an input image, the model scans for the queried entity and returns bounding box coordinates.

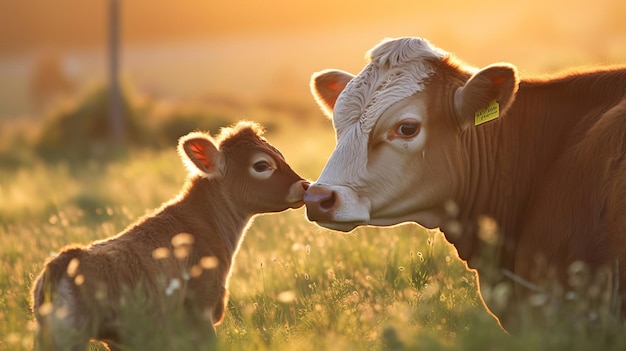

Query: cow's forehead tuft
[333,37,445,135]
[366,37,443,68]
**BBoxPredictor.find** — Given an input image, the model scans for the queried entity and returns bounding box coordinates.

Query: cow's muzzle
[303,185,337,221]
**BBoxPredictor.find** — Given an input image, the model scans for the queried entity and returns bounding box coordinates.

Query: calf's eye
[250,153,277,180]
[253,161,271,172]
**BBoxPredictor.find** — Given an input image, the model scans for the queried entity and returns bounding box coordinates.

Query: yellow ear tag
[474,100,500,126]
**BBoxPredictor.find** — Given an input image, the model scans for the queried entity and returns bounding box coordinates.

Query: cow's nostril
[304,186,338,221]
[302,181,310,191]
[320,191,336,210]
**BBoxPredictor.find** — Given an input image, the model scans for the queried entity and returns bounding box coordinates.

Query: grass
[1,120,625,350]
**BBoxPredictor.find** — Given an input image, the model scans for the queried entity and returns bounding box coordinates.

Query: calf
[32,121,308,350]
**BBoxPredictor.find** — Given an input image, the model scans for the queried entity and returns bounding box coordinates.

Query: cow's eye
[253,161,271,172]
[394,121,420,138]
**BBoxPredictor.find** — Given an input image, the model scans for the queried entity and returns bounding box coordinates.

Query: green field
[1,110,625,350]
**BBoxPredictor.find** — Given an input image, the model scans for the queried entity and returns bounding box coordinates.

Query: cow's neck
[443,122,520,271]
[446,68,626,273]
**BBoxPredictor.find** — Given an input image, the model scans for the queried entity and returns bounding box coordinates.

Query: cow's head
[304,37,519,232]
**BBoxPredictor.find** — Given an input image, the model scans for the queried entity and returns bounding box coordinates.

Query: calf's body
[32,122,308,350]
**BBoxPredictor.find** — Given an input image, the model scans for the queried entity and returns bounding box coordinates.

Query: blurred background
[1,2,625,347]
[0,0,625,165]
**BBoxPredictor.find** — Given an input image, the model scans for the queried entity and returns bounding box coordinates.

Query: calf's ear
[178,132,224,179]
[454,63,519,129]
[310,69,354,118]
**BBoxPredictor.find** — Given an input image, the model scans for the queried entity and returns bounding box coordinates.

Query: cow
[31,121,309,350]
[303,37,626,326]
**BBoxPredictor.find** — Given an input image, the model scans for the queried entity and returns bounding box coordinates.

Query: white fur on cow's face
[365,94,452,227]
[331,38,442,136]
[312,125,372,231]
[307,38,450,231]
[313,94,447,231]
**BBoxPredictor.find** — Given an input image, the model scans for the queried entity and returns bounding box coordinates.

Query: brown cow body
[430,66,626,282]
[32,122,308,350]
[304,37,626,325]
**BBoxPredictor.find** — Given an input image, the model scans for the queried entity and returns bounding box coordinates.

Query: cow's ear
[178,132,224,179]
[310,69,354,118]
[454,63,519,129]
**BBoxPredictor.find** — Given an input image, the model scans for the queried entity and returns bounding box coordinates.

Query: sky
[0,0,625,119]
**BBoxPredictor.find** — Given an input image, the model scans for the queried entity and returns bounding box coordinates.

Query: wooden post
[108,0,125,145]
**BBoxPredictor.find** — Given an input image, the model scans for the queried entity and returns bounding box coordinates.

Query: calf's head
[179,121,308,214]
[305,37,518,231]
